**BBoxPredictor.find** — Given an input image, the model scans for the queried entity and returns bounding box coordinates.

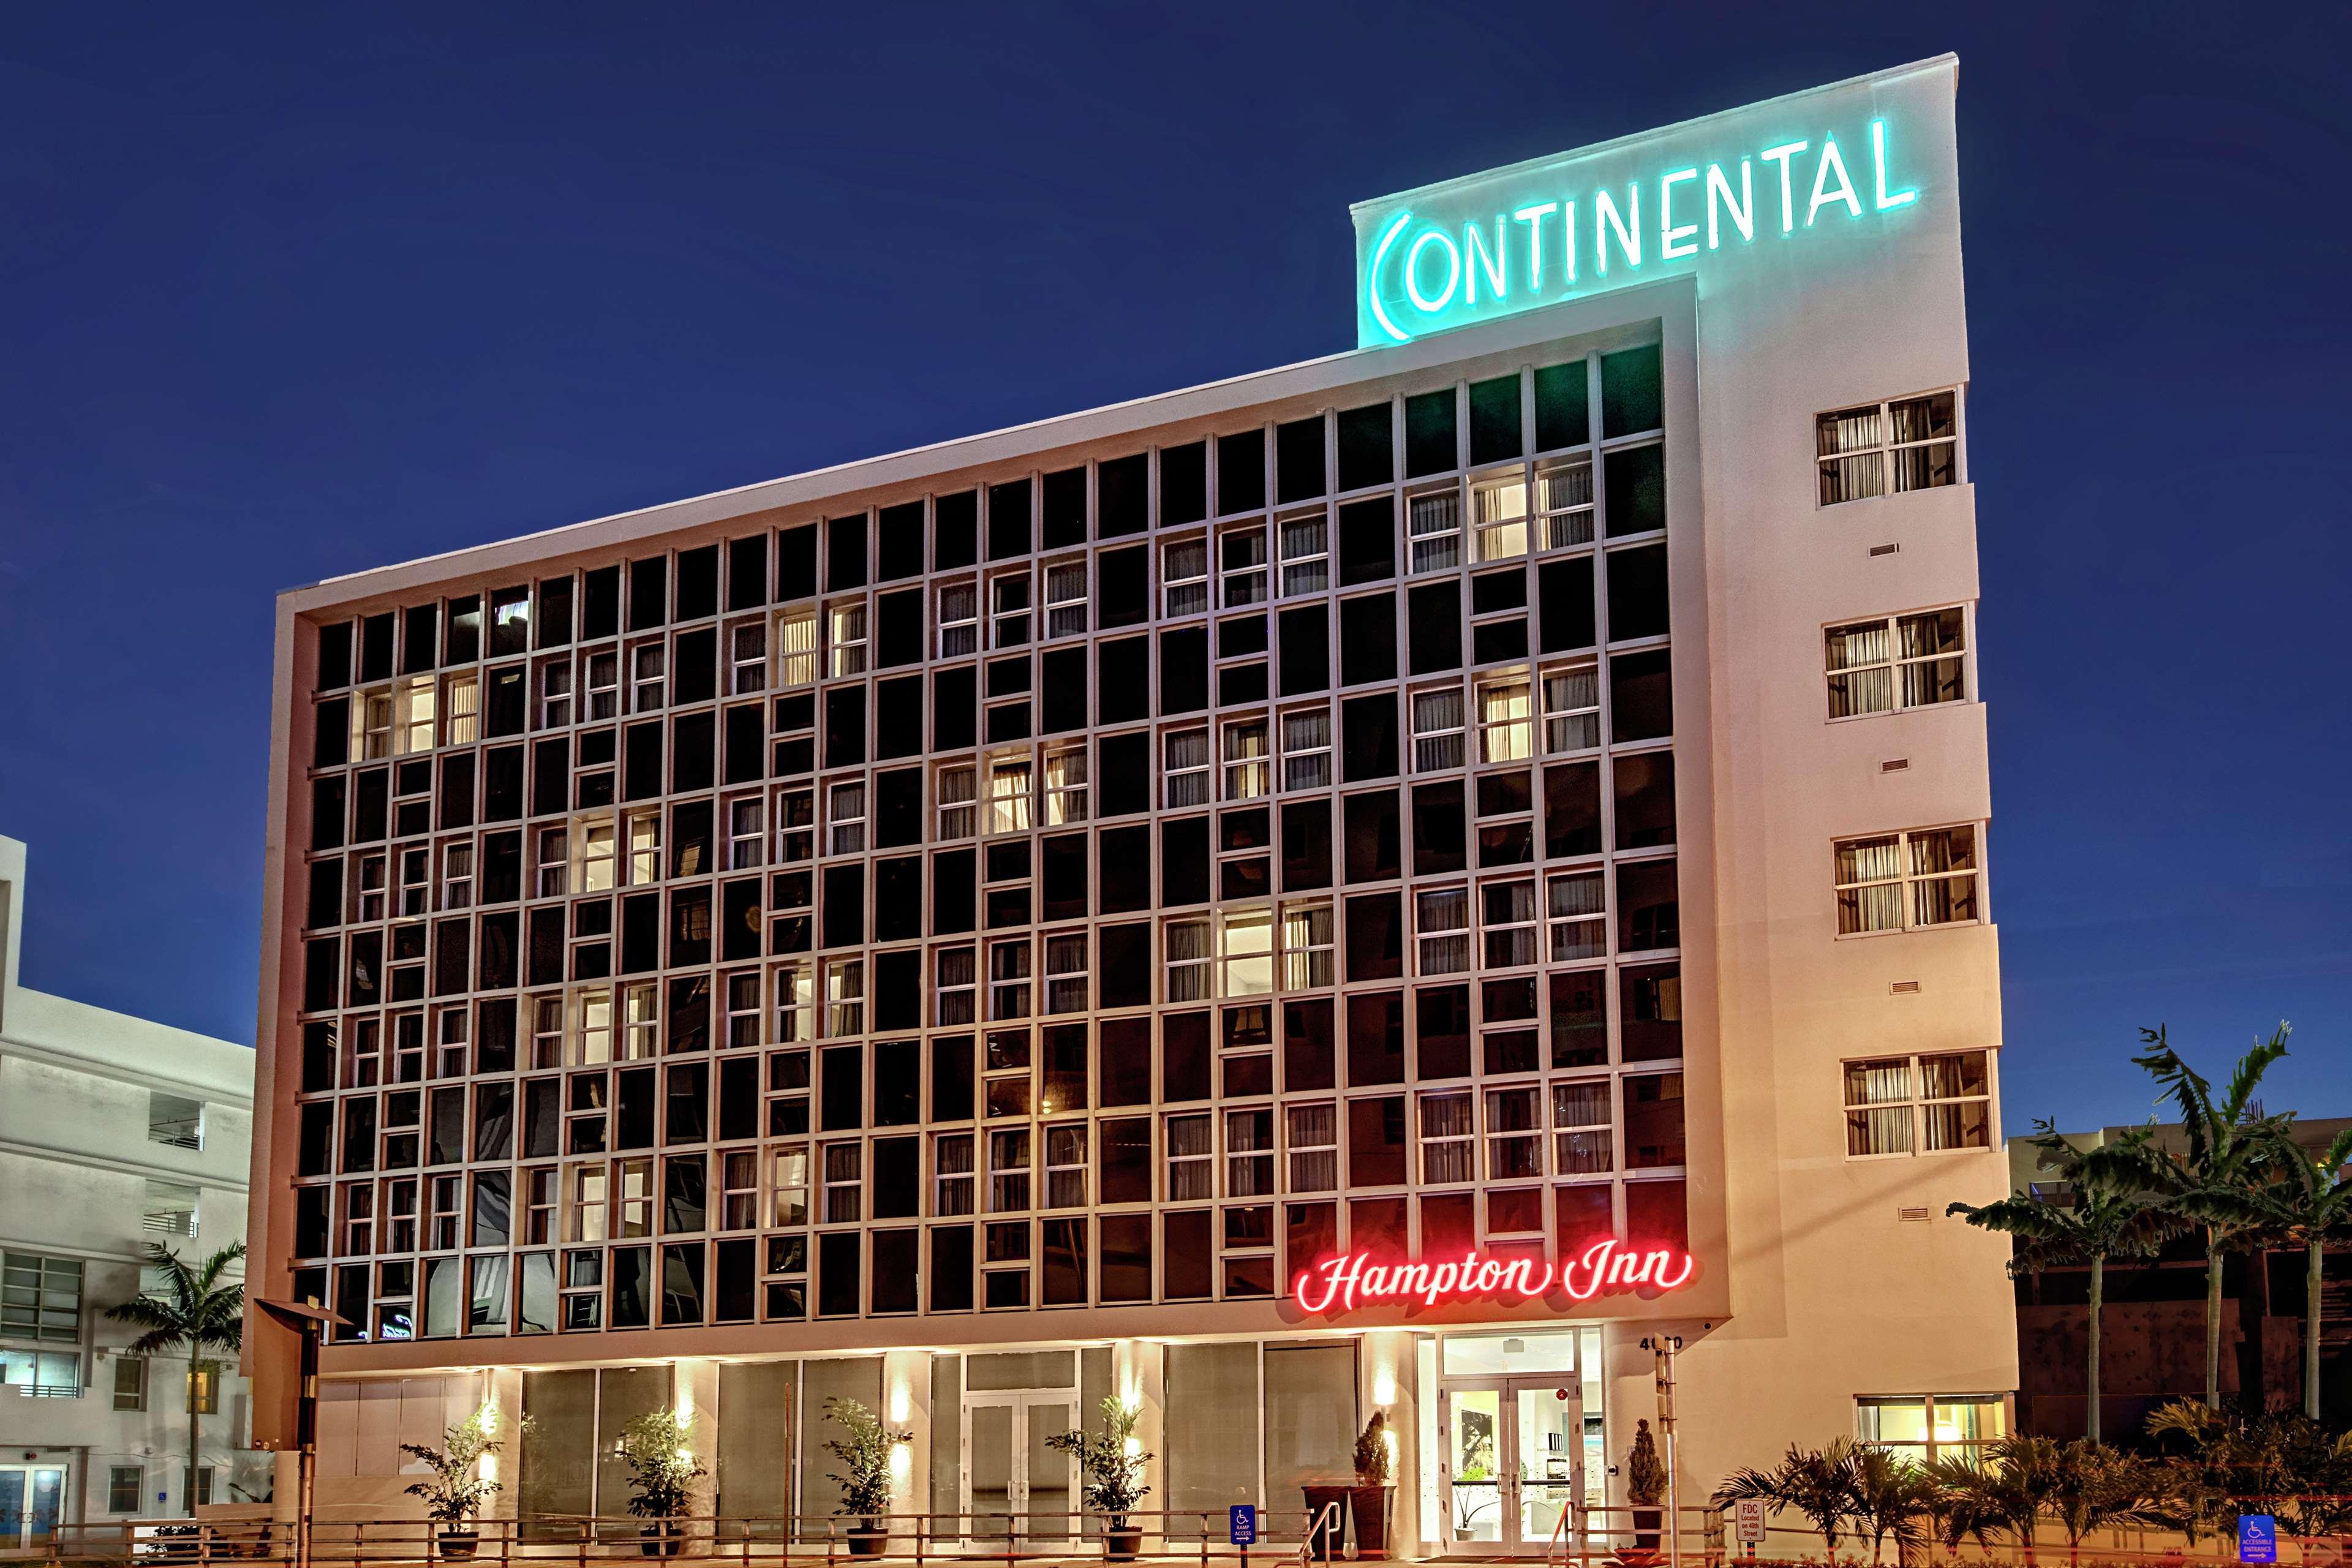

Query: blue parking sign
[1230,1505,1258,1547]
[2240,1515,2277,1564]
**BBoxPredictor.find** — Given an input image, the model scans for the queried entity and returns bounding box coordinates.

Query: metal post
[294,1321,318,1568]
[1646,1337,1683,1568]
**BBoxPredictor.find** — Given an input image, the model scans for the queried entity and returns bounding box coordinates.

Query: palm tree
[2133,1022,2290,1408]
[1711,1439,1861,1557]
[1847,1444,1936,1566]
[1948,1122,2177,1443]
[105,1241,246,1517]
[2177,1121,2352,1419]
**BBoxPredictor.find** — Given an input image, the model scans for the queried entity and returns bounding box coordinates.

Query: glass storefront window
[1264,1343,1359,1509]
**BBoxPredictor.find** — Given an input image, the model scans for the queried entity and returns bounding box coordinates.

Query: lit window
[355,687,393,760]
[1281,903,1335,990]
[1279,513,1329,597]
[825,960,864,1037]
[1537,459,1594,549]
[769,1147,810,1228]
[1164,918,1213,1001]
[1223,720,1270,800]
[1416,887,1470,975]
[1167,1114,1214,1201]
[1477,677,1532,762]
[1221,911,1273,997]
[1408,489,1461,573]
[829,603,867,678]
[396,677,437,754]
[1286,1103,1338,1193]
[1547,872,1606,960]
[1220,527,1268,607]
[626,810,662,883]
[989,575,1031,647]
[1817,391,1959,506]
[1419,1093,1475,1183]
[1844,1050,1994,1157]
[937,763,978,840]
[1856,1395,2005,1465]
[729,623,767,695]
[938,582,979,659]
[1825,609,1968,718]
[772,962,813,1043]
[1280,708,1332,792]
[631,644,666,711]
[442,673,478,746]
[775,607,818,688]
[986,754,1031,835]
[1044,560,1087,639]
[1163,538,1209,618]
[572,989,612,1065]
[1485,1087,1543,1178]
[1472,477,1528,561]
[1551,1080,1613,1174]
[1834,826,1980,934]
[579,819,617,891]
[1481,880,1537,968]
[1043,745,1087,825]
[1163,728,1210,809]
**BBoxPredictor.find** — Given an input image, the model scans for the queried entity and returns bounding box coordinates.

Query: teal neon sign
[1355,114,1923,347]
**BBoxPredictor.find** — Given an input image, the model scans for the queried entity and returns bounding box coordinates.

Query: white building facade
[246,58,2016,1554]
[0,835,259,1543]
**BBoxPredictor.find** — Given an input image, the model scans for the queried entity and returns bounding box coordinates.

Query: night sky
[2,4,2345,1131]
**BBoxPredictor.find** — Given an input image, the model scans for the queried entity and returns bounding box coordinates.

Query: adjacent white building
[0,835,258,1544]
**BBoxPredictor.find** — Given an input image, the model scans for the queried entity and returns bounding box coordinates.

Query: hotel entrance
[1434,1331,1604,1556]
[963,1391,1080,1546]
[0,1465,67,1550]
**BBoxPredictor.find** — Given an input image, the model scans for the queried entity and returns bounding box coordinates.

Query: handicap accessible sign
[2241,1515,2277,1564]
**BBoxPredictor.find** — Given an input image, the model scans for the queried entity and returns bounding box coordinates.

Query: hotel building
[247,56,2016,1554]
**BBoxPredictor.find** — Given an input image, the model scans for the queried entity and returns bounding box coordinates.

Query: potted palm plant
[617,1408,705,1558]
[1351,1412,1396,1559]
[401,1406,508,1559]
[1046,1396,1154,1561]
[822,1396,912,1557]
[1625,1419,1668,1559]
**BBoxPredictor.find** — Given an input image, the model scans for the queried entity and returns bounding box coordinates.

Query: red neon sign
[1292,1240,1697,1315]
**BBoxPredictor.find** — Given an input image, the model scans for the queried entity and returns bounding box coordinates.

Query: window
[726,798,763,870]
[728,622,767,695]
[718,1150,758,1230]
[627,811,662,883]
[827,780,867,856]
[1,1260,81,1344]
[987,754,1031,835]
[631,644,666,711]
[1164,539,1210,617]
[1280,512,1329,598]
[935,1134,976,1216]
[1166,919,1213,1002]
[112,1357,147,1412]
[829,603,868,677]
[397,677,437,754]
[1551,1080,1613,1174]
[1856,1395,2005,1465]
[826,960,864,1037]
[990,575,1031,647]
[823,1143,862,1224]
[1547,872,1605,961]
[585,649,620,720]
[1825,609,1968,718]
[1167,1113,1213,1200]
[443,673,479,745]
[1411,687,1465,772]
[1220,528,1268,607]
[774,962,814,1042]
[1163,728,1210,809]
[142,1181,199,1238]
[1226,1109,1273,1197]
[938,582,979,659]
[1045,933,1088,1014]
[1538,460,1594,549]
[355,687,393,760]
[1477,677,1532,763]
[989,940,1032,1020]
[353,853,387,922]
[1416,888,1470,975]
[1223,720,1270,799]
[1834,827,1981,934]
[938,763,978,840]
[1043,745,1087,825]
[1817,391,1958,505]
[989,1128,1031,1212]
[1,1349,81,1397]
[1281,903,1334,990]
[148,1093,205,1152]
[188,1364,221,1415]
[723,971,761,1049]
[1286,1103,1338,1193]
[1542,667,1601,753]
[1481,880,1537,968]
[776,606,818,687]
[1408,490,1461,573]
[769,1147,810,1227]
[1280,709,1332,792]
[1844,1050,1994,1156]
[535,827,570,898]
[108,1466,143,1513]
[935,948,976,1027]
[1419,1093,1474,1183]
[1486,1087,1543,1177]
[398,846,431,918]
[1472,477,1528,561]
[1044,560,1088,639]
[1045,1123,1088,1208]
[1222,911,1273,997]
[525,1167,557,1243]
[441,841,475,910]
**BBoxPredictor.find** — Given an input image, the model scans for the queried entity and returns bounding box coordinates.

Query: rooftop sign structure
[1349,59,1950,348]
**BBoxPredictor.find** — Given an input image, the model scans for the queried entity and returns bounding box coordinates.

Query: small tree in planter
[402,1406,511,1559]
[1624,1419,1669,1559]
[617,1408,706,1558]
[1045,1396,1155,1561]
[822,1397,912,1557]
[1351,1411,1396,1559]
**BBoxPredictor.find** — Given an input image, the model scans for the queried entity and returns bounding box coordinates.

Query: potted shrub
[617,1408,705,1558]
[1350,1412,1396,1559]
[401,1405,508,1560]
[1045,1396,1155,1561]
[822,1396,912,1557]
[1625,1419,1668,1561]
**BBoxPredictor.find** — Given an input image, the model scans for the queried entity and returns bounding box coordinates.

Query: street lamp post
[255,1298,345,1568]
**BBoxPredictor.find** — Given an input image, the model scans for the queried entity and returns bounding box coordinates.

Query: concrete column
[1357,1331,1422,1559]
[480,1366,526,1525]
[1115,1341,1166,1542]
[675,1359,721,1523]
[881,1349,931,1534]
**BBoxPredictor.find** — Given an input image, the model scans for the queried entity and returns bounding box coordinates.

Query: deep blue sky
[2,4,2345,1129]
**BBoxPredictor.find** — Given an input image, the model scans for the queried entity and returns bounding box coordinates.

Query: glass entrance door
[0,1466,67,1548]
[1439,1377,1585,1556]
[963,1393,1078,1546]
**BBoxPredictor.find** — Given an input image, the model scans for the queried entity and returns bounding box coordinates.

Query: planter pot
[1631,1506,1664,1553]
[1301,1487,1348,1560]
[845,1521,890,1558]
[437,1526,480,1561]
[639,1521,683,1558]
[1104,1524,1145,1561]
[1349,1484,1394,1561]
